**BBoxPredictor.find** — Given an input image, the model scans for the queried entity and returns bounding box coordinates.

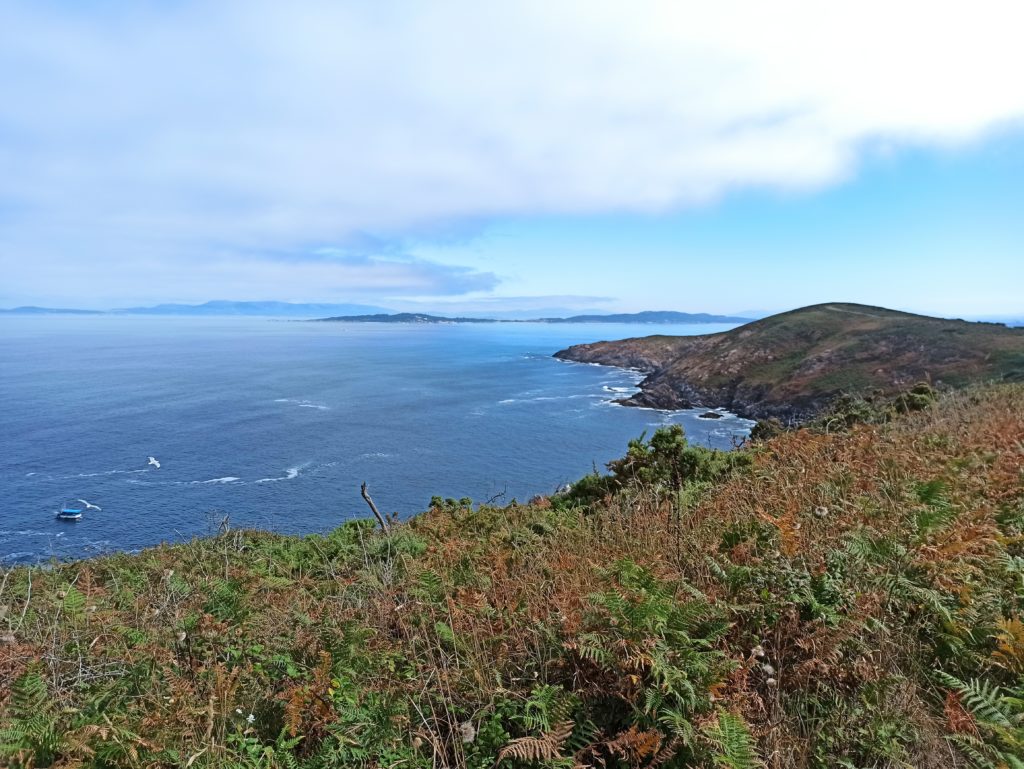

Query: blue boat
[57,502,83,521]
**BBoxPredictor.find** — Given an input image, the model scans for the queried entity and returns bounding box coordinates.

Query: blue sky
[1,1,1022,316]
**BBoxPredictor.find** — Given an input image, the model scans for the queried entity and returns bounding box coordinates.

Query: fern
[703,711,761,769]
[61,583,86,617]
[657,708,696,743]
[521,685,575,734]
[0,667,64,766]
[497,720,574,764]
[565,632,612,667]
[939,672,1024,766]
[914,479,958,537]
[432,620,458,648]
[938,673,1013,728]
[946,733,1002,769]
[414,568,444,601]
[10,667,48,718]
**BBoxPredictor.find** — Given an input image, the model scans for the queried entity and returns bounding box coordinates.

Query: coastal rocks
[556,341,840,424]
[698,411,723,419]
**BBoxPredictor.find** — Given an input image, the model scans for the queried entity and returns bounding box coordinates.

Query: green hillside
[556,303,1024,422]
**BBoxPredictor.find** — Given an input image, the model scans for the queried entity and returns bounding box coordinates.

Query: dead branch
[360,482,391,533]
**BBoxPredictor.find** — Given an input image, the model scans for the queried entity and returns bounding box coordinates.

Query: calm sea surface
[0,317,751,563]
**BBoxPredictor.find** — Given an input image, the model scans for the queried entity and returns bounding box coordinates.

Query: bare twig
[360,482,391,533]
[485,484,508,506]
[16,570,31,632]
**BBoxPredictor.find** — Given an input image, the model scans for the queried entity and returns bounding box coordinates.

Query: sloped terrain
[2,384,1023,767]
[556,303,1024,422]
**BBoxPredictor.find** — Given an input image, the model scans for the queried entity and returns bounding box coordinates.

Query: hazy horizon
[3,299,1023,323]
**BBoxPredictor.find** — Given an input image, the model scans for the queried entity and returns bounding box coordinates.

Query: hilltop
[556,302,1024,422]
[538,311,751,324]
[1,385,1022,768]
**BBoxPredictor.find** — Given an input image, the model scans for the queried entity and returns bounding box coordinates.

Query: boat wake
[255,466,302,483]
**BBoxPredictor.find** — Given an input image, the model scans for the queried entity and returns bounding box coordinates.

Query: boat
[57,502,83,521]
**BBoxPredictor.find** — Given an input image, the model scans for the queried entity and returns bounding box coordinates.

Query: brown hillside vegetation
[556,303,1024,423]
[1,385,1023,768]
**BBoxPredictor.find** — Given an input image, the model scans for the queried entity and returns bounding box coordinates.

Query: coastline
[553,345,845,424]
[554,354,762,423]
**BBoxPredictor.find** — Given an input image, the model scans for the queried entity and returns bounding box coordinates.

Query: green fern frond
[657,708,695,743]
[946,733,1001,769]
[60,583,86,616]
[704,711,761,769]
[10,667,49,720]
[938,672,1013,728]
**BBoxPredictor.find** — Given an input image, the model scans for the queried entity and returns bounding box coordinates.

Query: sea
[0,317,753,564]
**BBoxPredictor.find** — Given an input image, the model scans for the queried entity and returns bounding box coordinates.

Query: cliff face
[556,303,1024,422]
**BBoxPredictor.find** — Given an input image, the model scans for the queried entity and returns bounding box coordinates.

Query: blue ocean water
[0,317,752,563]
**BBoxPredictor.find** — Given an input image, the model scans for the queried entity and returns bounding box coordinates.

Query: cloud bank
[1,0,1022,303]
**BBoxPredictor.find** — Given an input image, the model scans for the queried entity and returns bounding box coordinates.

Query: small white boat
[57,502,83,521]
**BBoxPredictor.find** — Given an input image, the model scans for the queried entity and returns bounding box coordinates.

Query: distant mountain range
[3,302,1020,327]
[114,301,392,316]
[0,301,391,317]
[0,305,105,315]
[1,303,753,323]
[316,310,752,324]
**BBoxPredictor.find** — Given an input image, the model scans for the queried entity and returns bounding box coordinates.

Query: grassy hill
[539,311,751,324]
[1,384,1023,768]
[556,303,1024,423]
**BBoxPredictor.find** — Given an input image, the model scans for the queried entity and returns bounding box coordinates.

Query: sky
[1,1,1023,317]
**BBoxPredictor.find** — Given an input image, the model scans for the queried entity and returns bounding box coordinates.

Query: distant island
[556,302,1024,423]
[0,302,750,323]
[0,305,105,315]
[314,310,752,324]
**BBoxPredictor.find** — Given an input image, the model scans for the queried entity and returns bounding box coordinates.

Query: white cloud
[1,0,1022,302]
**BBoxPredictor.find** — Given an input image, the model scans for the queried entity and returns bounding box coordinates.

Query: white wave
[25,472,36,477]
[500,394,596,406]
[360,452,394,459]
[0,529,53,537]
[77,499,102,511]
[274,398,329,411]
[255,466,302,483]
[603,386,634,393]
[67,468,149,479]
[199,476,240,484]
[148,456,161,469]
